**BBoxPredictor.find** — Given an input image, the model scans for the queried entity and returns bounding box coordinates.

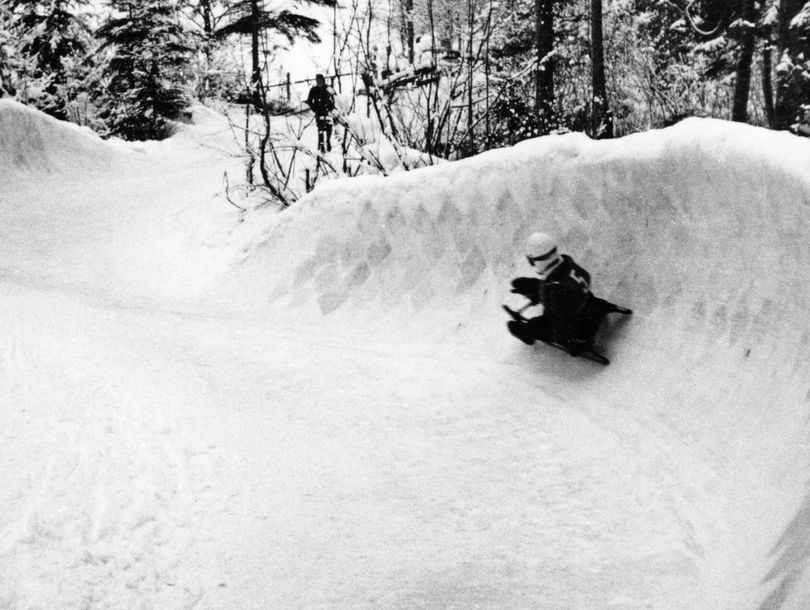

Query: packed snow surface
[1,98,809,609]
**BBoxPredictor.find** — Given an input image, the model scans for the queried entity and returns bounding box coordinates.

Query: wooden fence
[264,71,356,101]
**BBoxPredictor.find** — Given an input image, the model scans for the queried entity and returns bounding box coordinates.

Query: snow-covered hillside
[1,98,809,609]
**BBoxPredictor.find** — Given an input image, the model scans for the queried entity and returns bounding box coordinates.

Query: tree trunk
[467,0,474,154]
[534,0,555,133]
[774,0,808,129]
[731,0,756,122]
[201,0,213,40]
[201,0,213,98]
[590,0,609,137]
[251,0,262,109]
[402,0,414,64]
[762,46,775,127]
[485,0,493,146]
[426,0,437,152]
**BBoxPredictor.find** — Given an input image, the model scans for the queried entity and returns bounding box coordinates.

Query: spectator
[306,74,335,153]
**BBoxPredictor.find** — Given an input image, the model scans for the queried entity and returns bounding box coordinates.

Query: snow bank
[0,101,237,306]
[225,118,810,338]
[0,100,123,180]
[223,118,810,607]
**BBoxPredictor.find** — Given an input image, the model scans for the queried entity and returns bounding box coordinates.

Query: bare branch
[222,172,247,211]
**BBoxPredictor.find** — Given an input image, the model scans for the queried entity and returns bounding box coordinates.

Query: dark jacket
[306,84,334,117]
[541,255,591,334]
[510,255,602,347]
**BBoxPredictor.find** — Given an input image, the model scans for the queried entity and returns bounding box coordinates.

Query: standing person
[504,232,631,358]
[306,74,335,153]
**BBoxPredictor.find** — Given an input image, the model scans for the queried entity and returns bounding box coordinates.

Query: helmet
[525,232,562,275]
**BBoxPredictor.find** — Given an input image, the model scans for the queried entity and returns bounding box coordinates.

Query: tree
[0,5,15,95]
[485,0,553,141]
[679,0,810,131]
[682,0,759,122]
[184,0,227,98]
[535,0,556,133]
[590,0,610,136]
[400,0,415,64]
[3,0,92,119]
[731,0,757,122]
[96,0,193,140]
[772,0,810,131]
[214,0,337,108]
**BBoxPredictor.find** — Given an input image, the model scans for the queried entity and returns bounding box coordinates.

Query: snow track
[0,285,236,609]
[1,99,809,608]
[217,117,810,608]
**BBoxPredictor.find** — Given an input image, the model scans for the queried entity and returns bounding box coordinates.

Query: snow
[790,3,810,29]
[2,97,810,609]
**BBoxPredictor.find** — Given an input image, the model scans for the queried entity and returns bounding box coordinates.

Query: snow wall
[227,119,810,608]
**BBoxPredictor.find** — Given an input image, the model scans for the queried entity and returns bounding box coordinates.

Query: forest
[2,1,809,205]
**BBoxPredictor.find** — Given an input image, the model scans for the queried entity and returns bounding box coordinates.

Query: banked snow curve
[229,118,810,608]
[0,99,123,179]
[4,98,807,607]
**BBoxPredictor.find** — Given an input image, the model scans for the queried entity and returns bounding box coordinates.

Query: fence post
[286,73,291,101]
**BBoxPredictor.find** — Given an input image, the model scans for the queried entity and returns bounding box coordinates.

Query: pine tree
[3,0,92,119]
[96,0,193,140]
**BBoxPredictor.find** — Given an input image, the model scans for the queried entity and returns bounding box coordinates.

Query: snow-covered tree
[770,0,810,132]
[96,0,193,140]
[182,0,235,100]
[3,0,92,119]
[0,5,15,95]
[667,0,810,132]
[488,0,577,138]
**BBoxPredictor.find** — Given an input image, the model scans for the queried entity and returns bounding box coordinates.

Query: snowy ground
[1,99,809,609]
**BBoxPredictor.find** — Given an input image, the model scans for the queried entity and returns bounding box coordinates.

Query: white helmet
[525,232,562,275]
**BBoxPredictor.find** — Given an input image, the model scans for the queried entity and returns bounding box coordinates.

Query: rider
[507,232,631,354]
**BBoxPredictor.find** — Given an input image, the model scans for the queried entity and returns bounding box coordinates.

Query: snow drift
[0,99,121,180]
[226,119,810,608]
